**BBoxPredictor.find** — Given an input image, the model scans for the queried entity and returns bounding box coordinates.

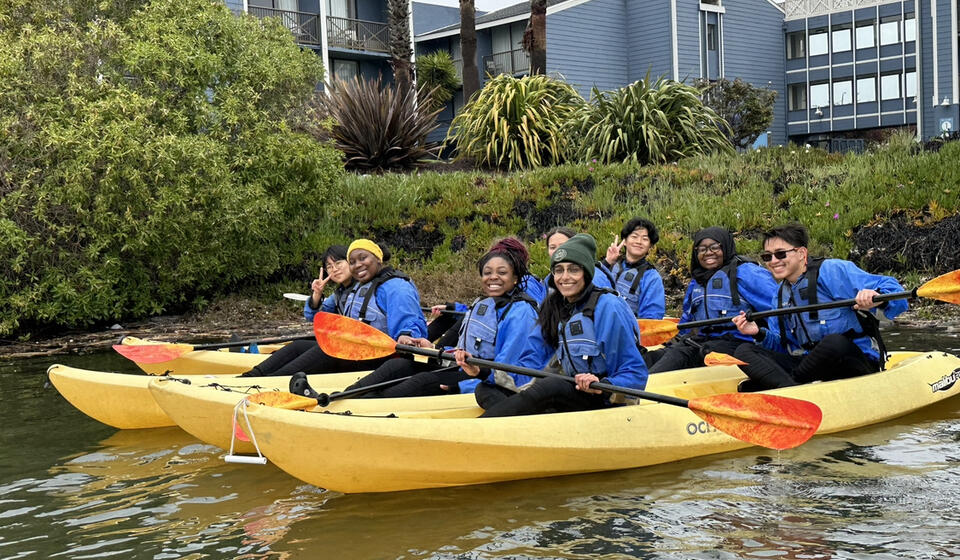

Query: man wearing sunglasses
[731,222,908,391]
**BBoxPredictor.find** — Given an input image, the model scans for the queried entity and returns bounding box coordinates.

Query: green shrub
[416,51,460,112]
[322,75,442,171]
[446,74,585,170]
[570,76,734,165]
[0,0,343,335]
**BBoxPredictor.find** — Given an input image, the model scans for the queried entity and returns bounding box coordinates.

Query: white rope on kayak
[224,397,268,465]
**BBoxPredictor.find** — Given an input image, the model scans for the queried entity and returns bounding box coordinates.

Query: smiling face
[762,236,807,283]
[695,237,724,271]
[480,256,518,298]
[624,227,652,262]
[552,263,586,301]
[348,249,382,283]
[325,257,352,285]
[546,233,572,259]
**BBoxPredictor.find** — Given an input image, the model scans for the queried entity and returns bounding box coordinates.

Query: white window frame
[809,29,829,56]
[856,76,877,103]
[832,27,851,53]
[880,73,901,100]
[856,24,875,49]
[879,18,900,46]
[833,80,853,105]
[810,82,830,108]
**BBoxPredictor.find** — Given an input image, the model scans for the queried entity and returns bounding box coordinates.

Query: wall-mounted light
[942,97,952,106]
[814,106,824,117]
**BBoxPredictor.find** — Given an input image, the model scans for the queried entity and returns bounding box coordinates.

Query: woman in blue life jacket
[598,217,666,319]
[241,239,429,376]
[645,226,779,373]
[339,238,539,400]
[539,226,614,294]
[731,223,908,391]
[457,234,648,417]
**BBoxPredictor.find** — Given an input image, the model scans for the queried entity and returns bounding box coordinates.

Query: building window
[809,29,828,56]
[856,76,876,103]
[810,82,830,108]
[788,83,807,111]
[707,23,718,51]
[833,80,853,105]
[832,26,851,53]
[905,70,917,98]
[856,23,875,49]
[787,32,806,59]
[880,73,901,100]
[332,59,359,83]
[879,17,900,45]
[904,16,916,42]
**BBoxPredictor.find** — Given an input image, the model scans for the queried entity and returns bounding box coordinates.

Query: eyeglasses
[760,248,800,262]
[552,263,584,277]
[695,243,722,255]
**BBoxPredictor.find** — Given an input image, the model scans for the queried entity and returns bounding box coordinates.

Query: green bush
[322,75,442,171]
[446,74,585,170]
[416,51,460,112]
[570,76,733,165]
[0,0,343,335]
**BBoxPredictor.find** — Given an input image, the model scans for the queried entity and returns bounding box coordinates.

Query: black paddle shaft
[192,333,314,350]
[394,344,689,407]
[677,288,917,331]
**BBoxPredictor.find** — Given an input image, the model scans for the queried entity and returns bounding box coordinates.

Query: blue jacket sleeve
[677,281,697,334]
[523,274,546,304]
[635,269,666,319]
[376,278,429,339]
[462,302,542,393]
[736,263,780,312]
[594,296,649,390]
[819,259,909,319]
[592,267,614,290]
[513,324,556,385]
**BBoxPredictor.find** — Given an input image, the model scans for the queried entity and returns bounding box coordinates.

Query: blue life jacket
[557,289,639,376]
[687,258,753,339]
[304,283,354,322]
[775,258,887,366]
[457,291,538,360]
[342,268,411,334]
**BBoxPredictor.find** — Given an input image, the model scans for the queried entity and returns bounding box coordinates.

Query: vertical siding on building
[546,0,629,97]
[723,0,788,145]
[675,0,701,81]
[627,0,673,82]
[357,0,386,22]
[413,3,464,35]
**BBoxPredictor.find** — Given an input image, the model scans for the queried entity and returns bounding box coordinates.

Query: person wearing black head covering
[644,227,779,373]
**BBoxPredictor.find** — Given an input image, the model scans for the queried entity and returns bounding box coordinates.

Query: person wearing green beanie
[466,234,650,417]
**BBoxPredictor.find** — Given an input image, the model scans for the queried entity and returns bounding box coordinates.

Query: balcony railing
[248,7,390,53]
[481,49,530,77]
[327,15,389,53]
[784,0,889,20]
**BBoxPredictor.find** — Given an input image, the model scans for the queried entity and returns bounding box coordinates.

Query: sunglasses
[760,248,800,262]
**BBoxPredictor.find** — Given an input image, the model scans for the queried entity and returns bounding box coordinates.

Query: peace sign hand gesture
[605,234,625,266]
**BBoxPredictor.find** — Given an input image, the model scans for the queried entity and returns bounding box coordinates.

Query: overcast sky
[422,0,521,13]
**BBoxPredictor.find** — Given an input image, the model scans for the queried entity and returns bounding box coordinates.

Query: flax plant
[446,74,584,170]
[570,76,734,165]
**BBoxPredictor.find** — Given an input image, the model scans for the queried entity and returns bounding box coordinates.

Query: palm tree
[524,0,546,75]
[459,0,479,101]
[388,0,413,91]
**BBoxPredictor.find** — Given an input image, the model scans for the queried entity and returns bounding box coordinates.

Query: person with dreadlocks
[332,237,540,399]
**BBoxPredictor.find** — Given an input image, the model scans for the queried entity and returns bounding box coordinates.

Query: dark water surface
[2,328,959,559]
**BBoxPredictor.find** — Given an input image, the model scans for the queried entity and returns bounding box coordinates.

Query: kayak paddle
[638,269,960,346]
[113,333,313,365]
[311,312,822,450]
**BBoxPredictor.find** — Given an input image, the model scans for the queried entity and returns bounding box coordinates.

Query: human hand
[854,289,880,310]
[731,311,759,336]
[430,304,446,319]
[311,270,330,296]
[574,373,602,394]
[454,348,481,376]
[604,234,625,266]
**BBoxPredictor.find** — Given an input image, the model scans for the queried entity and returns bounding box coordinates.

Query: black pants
[428,315,463,347]
[646,336,743,373]
[474,382,516,410]
[345,357,467,398]
[480,376,607,417]
[734,334,879,391]
[241,339,387,376]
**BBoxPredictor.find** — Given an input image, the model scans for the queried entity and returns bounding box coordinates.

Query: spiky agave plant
[321,76,442,171]
[570,75,733,165]
[446,74,584,170]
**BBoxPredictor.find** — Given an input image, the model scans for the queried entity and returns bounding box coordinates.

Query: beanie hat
[347,239,384,262]
[550,233,596,285]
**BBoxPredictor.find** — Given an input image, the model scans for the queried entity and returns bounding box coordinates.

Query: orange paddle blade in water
[313,312,397,360]
[689,393,822,450]
[703,352,748,366]
[916,269,960,304]
[113,343,193,364]
[636,319,679,347]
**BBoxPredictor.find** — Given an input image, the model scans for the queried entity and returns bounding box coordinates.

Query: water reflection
[1,328,959,558]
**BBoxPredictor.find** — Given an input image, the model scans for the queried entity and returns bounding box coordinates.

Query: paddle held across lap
[310,312,823,451]
[637,269,960,346]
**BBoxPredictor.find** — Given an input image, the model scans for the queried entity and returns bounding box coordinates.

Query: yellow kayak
[47,364,370,430]
[237,351,960,493]
[148,378,482,455]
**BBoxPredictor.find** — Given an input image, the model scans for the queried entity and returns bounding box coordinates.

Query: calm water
[2,328,960,559]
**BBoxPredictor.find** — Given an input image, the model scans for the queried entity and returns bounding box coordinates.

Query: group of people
[243,219,907,417]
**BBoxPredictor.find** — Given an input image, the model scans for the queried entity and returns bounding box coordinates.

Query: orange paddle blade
[636,319,679,347]
[313,312,397,360]
[247,392,318,411]
[703,352,748,366]
[916,269,960,304]
[112,343,193,364]
[688,393,822,450]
